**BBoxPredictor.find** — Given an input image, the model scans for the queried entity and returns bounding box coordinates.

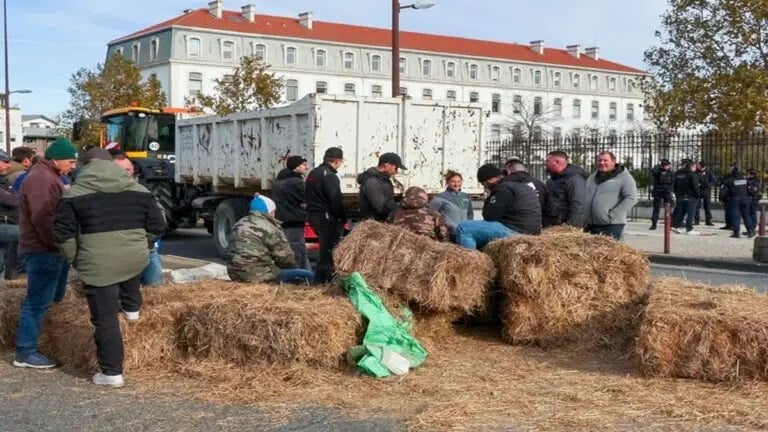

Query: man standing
[649,159,674,230]
[55,149,165,387]
[0,150,19,279]
[696,161,715,226]
[746,168,762,236]
[672,159,700,235]
[584,152,638,240]
[273,155,310,270]
[719,166,754,239]
[545,151,586,227]
[455,164,541,250]
[505,160,556,227]
[357,152,406,221]
[14,137,78,369]
[7,146,36,186]
[305,147,346,284]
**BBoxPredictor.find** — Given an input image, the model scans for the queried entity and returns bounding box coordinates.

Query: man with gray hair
[505,159,557,227]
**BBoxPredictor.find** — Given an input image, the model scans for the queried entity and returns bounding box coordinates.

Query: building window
[285,46,297,65]
[371,85,383,97]
[446,62,456,78]
[343,52,355,71]
[422,59,432,77]
[533,70,542,86]
[590,75,599,90]
[222,74,234,83]
[222,40,235,61]
[422,88,432,100]
[399,57,407,74]
[149,39,159,61]
[513,68,522,84]
[371,54,381,72]
[491,124,501,141]
[315,49,326,68]
[131,43,140,62]
[469,91,479,103]
[533,97,542,116]
[553,98,562,117]
[513,95,522,114]
[608,77,617,91]
[188,72,203,97]
[591,100,599,119]
[399,87,408,96]
[469,64,479,80]
[446,90,456,101]
[491,66,500,82]
[573,99,581,118]
[609,102,617,121]
[344,83,356,96]
[572,73,580,89]
[286,79,299,101]
[492,93,501,113]
[553,72,561,88]
[253,43,266,62]
[316,81,328,94]
[627,79,636,93]
[627,103,635,121]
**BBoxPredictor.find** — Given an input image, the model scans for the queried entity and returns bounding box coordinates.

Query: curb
[647,253,768,274]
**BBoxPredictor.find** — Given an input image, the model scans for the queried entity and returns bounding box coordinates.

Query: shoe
[686,230,700,236]
[92,372,125,388]
[730,233,741,238]
[672,228,682,234]
[706,222,715,226]
[719,226,731,230]
[122,310,140,321]
[13,352,58,369]
[649,224,657,231]
[694,221,700,226]
[748,231,756,238]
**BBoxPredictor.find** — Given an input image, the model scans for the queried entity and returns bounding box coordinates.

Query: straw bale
[485,231,650,348]
[637,278,768,382]
[541,225,584,236]
[177,287,362,369]
[0,287,25,349]
[334,220,495,314]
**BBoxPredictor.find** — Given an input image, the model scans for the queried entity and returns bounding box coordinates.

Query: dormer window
[149,39,159,61]
[343,52,355,71]
[370,54,381,72]
[491,66,501,82]
[187,37,201,58]
[285,46,297,65]
[131,43,140,62]
[315,49,326,68]
[253,43,267,62]
[468,64,479,80]
[221,40,235,61]
[446,62,456,79]
[512,67,522,84]
[422,59,432,77]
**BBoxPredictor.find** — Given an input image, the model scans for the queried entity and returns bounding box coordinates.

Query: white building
[107,0,649,141]
[0,101,23,152]
[22,114,60,152]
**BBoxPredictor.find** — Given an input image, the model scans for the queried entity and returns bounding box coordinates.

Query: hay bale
[485,231,650,349]
[0,288,25,349]
[177,286,362,369]
[334,220,495,314]
[637,278,768,382]
[541,225,584,236]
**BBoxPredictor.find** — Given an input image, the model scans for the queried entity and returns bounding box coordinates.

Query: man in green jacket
[54,149,166,388]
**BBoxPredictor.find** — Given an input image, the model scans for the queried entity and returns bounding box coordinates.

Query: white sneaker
[686,230,700,236]
[92,372,124,388]
[672,228,682,234]
[122,310,140,321]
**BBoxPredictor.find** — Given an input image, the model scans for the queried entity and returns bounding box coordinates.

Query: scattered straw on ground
[637,277,768,382]
[485,232,650,349]
[333,220,495,314]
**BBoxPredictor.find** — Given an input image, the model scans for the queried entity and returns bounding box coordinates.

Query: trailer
[175,93,486,257]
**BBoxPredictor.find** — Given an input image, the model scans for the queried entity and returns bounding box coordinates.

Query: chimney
[566,44,581,59]
[241,4,256,22]
[529,40,544,55]
[298,11,313,30]
[585,46,599,60]
[183,8,192,14]
[208,0,223,19]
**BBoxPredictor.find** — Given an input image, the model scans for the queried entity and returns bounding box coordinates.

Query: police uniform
[649,160,674,230]
[719,168,754,238]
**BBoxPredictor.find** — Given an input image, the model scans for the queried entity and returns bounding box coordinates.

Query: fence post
[664,202,671,254]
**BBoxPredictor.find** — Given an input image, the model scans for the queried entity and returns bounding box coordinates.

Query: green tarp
[342,272,428,378]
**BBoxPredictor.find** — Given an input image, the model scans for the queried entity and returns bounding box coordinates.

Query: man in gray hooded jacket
[584,151,638,240]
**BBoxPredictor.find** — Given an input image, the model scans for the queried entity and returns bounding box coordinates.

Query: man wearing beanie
[272,155,310,270]
[14,137,79,369]
[54,154,165,387]
[455,163,541,250]
[226,194,314,284]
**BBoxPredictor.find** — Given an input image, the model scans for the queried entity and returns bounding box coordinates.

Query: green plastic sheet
[342,272,428,378]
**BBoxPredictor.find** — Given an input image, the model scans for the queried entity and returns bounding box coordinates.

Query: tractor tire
[213,198,250,258]
[144,181,177,232]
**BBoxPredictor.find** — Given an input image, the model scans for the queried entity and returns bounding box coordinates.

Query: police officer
[649,159,674,230]
[305,147,346,284]
[719,166,754,238]
[746,168,762,236]
[672,159,700,234]
[695,161,715,226]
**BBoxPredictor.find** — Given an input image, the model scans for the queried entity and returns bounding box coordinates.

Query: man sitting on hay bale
[387,186,450,242]
[455,164,541,250]
[225,195,314,284]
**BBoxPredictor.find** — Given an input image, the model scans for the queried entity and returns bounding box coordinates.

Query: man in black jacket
[544,151,586,227]
[720,166,755,238]
[455,164,541,250]
[672,159,700,234]
[357,152,405,221]
[305,147,345,283]
[0,150,19,279]
[505,160,557,227]
[649,159,674,230]
[273,155,310,270]
[695,161,715,226]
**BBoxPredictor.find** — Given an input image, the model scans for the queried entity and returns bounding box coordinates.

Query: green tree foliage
[186,55,284,116]
[643,0,768,132]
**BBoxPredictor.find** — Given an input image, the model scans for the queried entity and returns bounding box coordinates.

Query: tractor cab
[100,107,177,163]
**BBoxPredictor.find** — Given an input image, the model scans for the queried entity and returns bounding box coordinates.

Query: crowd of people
[1,138,166,390]
[225,148,639,286]
[649,159,762,238]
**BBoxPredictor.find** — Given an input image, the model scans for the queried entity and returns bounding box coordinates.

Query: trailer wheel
[213,199,250,258]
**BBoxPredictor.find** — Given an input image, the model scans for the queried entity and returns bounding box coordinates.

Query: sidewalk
[623,219,768,273]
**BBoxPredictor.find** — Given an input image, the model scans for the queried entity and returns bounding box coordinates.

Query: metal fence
[485,130,768,198]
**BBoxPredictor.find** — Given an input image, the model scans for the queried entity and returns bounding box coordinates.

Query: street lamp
[391,1,436,97]
[3,89,31,153]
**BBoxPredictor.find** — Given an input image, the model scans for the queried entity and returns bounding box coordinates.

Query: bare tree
[497,95,559,143]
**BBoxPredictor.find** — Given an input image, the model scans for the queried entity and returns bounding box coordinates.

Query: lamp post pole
[4,0,10,153]
[391,2,435,98]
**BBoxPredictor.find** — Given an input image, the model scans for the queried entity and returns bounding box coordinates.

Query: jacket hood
[552,164,585,179]
[356,167,388,185]
[504,171,535,183]
[73,160,138,193]
[277,168,302,181]
[248,209,282,227]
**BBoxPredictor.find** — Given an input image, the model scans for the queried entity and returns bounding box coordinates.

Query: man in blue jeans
[14,137,79,369]
[456,164,542,250]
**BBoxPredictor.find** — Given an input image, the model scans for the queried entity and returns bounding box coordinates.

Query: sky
[6,0,668,117]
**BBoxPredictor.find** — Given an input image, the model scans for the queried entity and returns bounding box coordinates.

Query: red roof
[113,8,645,74]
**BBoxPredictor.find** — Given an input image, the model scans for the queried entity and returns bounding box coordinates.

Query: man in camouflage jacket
[226,195,314,284]
[387,186,450,242]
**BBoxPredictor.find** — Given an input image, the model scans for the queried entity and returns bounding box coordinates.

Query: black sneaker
[719,226,731,230]
[730,233,741,238]
[706,222,715,226]
[649,224,657,231]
